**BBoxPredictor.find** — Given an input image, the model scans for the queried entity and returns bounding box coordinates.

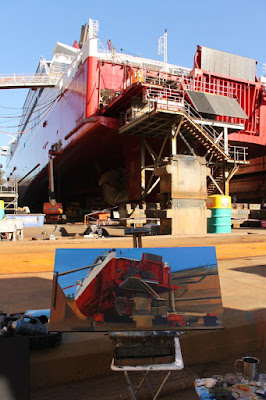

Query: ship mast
[158,29,168,66]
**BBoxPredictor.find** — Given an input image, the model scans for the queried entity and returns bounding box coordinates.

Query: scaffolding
[0,182,18,213]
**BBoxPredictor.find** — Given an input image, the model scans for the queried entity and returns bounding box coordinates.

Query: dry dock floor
[1,225,266,399]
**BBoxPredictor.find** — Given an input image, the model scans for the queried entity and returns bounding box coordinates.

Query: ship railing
[144,86,185,110]
[144,87,220,142]
[184,101,248,162]
[97,50,191,76]
[121,85,248,163]
[180,77,236,98]
[133,92,227,155]
[184,101,226,149]
[141,69,236,98]
[0,183,17,194]
[229,146,248,163]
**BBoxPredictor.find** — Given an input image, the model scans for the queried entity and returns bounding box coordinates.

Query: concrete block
[231,210,250,219]
[232,203,248,210]
[159,207,207,235]
[171,207,207,235]
[156,155,208,199]
[249,204,261,210]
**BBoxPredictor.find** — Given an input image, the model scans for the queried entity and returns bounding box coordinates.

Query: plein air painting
[49,247,223,332]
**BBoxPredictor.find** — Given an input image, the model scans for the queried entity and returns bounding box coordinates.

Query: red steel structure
[74,251,177,322]
[5,22,266,209]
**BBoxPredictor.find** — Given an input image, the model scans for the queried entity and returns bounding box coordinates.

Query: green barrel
[0,200,4,220]
[207,208,231,233]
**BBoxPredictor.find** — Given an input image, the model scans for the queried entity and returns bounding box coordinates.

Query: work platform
[112,80,249,201]
[119,107,247,163]
[0,182,18,213]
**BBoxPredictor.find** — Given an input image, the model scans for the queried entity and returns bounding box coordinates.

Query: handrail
[183,101,225,148]
[181,78,236,98]
[145,88,247,162]
[183,102,247,162]
[121,83,248,163]
[144,87,227,150]
[0,73,60,88]
[0,182,18,194]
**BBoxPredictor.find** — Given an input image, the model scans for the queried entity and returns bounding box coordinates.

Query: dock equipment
[0,219,23,241]
[43,149,64,223]
[0,182,18,214]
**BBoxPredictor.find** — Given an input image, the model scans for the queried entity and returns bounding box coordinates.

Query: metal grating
[119,109,177,137]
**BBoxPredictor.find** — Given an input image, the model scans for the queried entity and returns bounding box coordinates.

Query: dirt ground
[1,224,266,400]
[31,346,266,400]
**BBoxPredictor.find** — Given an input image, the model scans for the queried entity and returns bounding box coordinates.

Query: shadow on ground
[232,265,266,277]
[0,276,52,313]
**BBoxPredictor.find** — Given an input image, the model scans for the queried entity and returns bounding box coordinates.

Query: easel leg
[141,371,154,397]
[124,370,172,400]
[153,371,171,400]
[132,233,143,248]
[124,371,138,400]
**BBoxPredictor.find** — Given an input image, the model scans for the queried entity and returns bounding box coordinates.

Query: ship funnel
[79,19,99,48]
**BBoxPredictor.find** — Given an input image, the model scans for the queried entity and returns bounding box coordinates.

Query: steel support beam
[209,174,224,195]
[141,136,146,197]
[224,164,239,196]
[223,126,229,155]
[178,132,197,156]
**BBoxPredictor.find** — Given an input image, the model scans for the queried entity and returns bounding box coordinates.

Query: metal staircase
[142,85,247,163]
[207,169,225,196]
[177,114,229,162]
[116,82,249,197]
[141,89,244,165]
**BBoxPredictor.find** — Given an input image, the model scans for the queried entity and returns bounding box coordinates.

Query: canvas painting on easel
[49,247,223,332]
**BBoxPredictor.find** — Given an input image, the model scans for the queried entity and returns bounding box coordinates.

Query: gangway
[0,73,61,89]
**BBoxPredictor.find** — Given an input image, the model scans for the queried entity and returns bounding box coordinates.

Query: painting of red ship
[50,247,223,332]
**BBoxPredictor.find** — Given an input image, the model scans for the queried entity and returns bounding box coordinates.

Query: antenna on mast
[158,29,168,65]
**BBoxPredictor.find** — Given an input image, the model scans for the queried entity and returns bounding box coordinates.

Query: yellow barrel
[0,200,4,219]
[207,195,231,233]
[207,195,231,209]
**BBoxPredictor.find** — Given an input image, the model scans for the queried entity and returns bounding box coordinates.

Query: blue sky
[55,246,217,296]
[0,0,265,169]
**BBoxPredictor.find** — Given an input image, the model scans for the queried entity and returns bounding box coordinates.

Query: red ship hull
[75,252,176,320]
[6,30,266,208]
